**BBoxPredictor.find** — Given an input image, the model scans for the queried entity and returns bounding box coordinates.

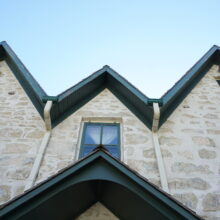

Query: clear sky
[1,0,220,97]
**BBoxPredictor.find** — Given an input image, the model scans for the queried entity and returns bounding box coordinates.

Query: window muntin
[79,123,120,158]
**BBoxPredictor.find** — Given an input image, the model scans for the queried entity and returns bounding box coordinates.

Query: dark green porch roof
[0,41,219,129]
[0,148,203,220]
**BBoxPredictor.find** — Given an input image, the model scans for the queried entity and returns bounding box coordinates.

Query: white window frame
[74,117,124,161]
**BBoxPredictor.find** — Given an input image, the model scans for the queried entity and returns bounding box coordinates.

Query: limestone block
[124,147,134,156]
[57,160,72,170]
[192,136,215,147]
[16,101,29,106]
[147,178,161,187]
[205,121,216,127]
[161,149,172,157]
[173,193,198,209]
[15,185,25,197]
[202,215,220,220]
[169,178,210,190]
[199,95,208,100]
[3,143,31,154]
[6,168,30,180]
[26,129,44,139]
[181,129,204,134]
[203,193,220,211]
[125,133,148,144]
[143,148,155,158]
[171,162,212,174]
[127,159,158,174]
[198,149,217,159]
[204,113,218,119]
[183,113,198,118]
[207,129,220,135]
[159,127,173,133]
[0,185,11,203]
[76,202,119,220]
[190,121,201,125]
[159,136,181,146]
[0,128,23,138]
[0,156,33,167]
[124,118,139,126]
[177,151,193,160]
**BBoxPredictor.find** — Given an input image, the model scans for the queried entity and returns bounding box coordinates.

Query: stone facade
[0,61,45,204]
[36,88,157,184]
[76,202,118,220]
[0,59,220,219]
[158,64,220,219]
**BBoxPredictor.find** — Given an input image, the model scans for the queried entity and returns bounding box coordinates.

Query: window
[79,123,120,159]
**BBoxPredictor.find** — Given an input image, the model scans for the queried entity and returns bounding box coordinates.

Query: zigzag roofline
[0,41,219,128]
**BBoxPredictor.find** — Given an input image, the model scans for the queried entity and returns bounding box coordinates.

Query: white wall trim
[24,101,53,191]
[24,131,51,190]
[74,117,84,161]
[152,103,169,193]
[152,132,169,192]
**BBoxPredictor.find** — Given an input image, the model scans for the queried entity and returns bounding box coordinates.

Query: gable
[1,41,219,130]
[0,149,202,220]
[50,65,154,128]
[0,42,46,118]
[36,89,156,184]
[0,60,44,128]
[0,60,45,204]
[157,64,220,213]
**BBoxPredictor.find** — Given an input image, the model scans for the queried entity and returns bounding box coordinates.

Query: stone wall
[1,58,220,219]
[158,64,220,219]
[0,61,45,204]
[76,202,119,220]
[36,88,158,185]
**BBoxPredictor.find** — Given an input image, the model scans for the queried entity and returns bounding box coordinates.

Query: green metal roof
[0,41,219,129]
[0,148,203,220]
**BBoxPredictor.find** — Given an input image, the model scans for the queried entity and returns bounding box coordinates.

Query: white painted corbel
[152,103,160,132]
[25,101,53,190]
[152,103,169,193]
[44,101,53,130]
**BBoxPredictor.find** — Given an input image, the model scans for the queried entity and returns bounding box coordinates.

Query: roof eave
[159,45,220,126]
[0,149,203,220]
[0,41,47,118]
[1,41,219,129]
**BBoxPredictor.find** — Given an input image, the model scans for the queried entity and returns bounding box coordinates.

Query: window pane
[82,145,97,157]
[105,146,119,158]
[102,126,118,145]
[84,125,101,144]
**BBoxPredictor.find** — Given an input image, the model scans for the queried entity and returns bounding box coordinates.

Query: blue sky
[1,0,220,97]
